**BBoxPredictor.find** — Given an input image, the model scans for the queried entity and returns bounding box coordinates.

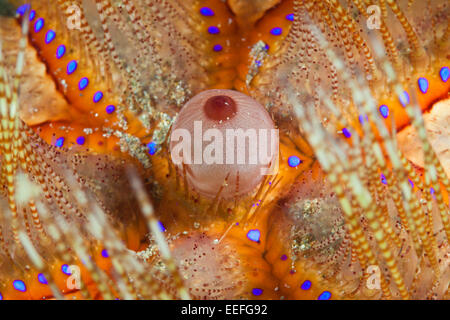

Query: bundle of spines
[280,18,449,298]
[0,12,189,299]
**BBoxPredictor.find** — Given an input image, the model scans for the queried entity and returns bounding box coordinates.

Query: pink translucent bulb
[170,89,278,199]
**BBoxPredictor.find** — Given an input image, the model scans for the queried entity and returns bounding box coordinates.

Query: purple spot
[208,26,220,34]
[270,27,282,36]
[56,45,66,59]
[76,136,85,145]
[200,7,214,16]
[399,91,410,107]
[318,291,332,300]
[55,137,64,148]
[157,221,166,232]
[101,249,109,258]
[213,44,223,52]
[16,4,31,16]
[381,174,387,185]
[281,254,287,261]
[379,105,389,118]
[45,30,56,44]
[34,18,44,33]
[359,114,369,124]
[38,273,48,285]
[288,155,301,168]
[342,128,352,138]
[78,77,89,90]
[93,91,103,103]
[247,229,261,242]
[67,60,78,75]
[418,77,429,93]
[301,280,311,290]
[106,105,116,114]
[147,142,157,155]
[61,264,71,275]
[440,66,449,82]
[13,280,26,292]
[252,288,263,296]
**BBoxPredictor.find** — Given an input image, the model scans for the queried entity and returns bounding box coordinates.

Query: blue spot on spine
[61,264,71,275]
[78,77,89,90]
[67,60,78,75]
[101,249,109,258]
[56,45,66,59]
[418,77,429,93]
[288,155,302,168]
[301,280,312,290]
[106,105,116,114]
[93,91,103,103]
[76,136,85,145]
[34,18,44,33]
[318,291,332,300]
[55,137,64,148]
[440,66,449,82]
[399,91,410,107]
[286,13,294,21]
[381,174,387,185]
[16,4,31,16]
[29,10,36,21]
[247,229,261,242]
[38,273,48,285]
[252,288,263,296]
[45,30,56,44]
[13,280,27,292]
[379,105,389,118]
[270,27,282,36]
[157,221,166,232]
[208,26,220,34]
[342,128,352,138]
[200,7,214,16]
[359,114,369,124]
